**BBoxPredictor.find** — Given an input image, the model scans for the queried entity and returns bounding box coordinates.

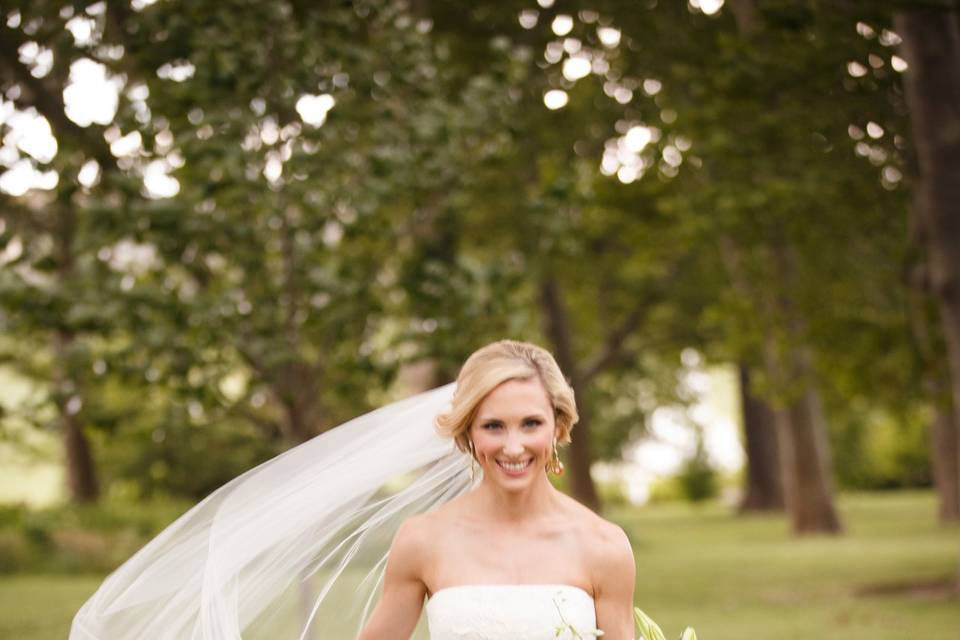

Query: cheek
[470,430,493,457]
[544,422,558,444]
[529,428,554,455]
[540,431,555,452]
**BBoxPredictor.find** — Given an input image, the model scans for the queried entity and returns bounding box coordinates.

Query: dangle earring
[468,440,479,482]
[549,439,565,476]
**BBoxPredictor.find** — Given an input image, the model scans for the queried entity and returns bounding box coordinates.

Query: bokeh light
[562,56,592,81]
[296,94,336,127]
[552,14,574,36]
[543,89,569,110]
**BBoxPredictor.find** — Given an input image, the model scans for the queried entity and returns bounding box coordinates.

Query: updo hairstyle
[435,340,578,454]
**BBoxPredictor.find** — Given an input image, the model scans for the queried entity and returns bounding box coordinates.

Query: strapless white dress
[425,584,599,640]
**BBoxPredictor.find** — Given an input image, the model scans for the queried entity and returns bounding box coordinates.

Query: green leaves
[634,608,667,640]
[0,0,933,504]
[634,607,698,640]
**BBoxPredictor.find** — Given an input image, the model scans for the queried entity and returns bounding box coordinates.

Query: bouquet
[634,607,698,640]
[553,593,698,639]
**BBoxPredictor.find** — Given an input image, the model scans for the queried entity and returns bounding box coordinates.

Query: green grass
[614,490,959,640]
[0,574,101,639]
[1,490,957,639]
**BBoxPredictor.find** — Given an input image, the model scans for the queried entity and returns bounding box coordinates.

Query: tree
[894,3,960,523]
[0,2,139,501]
[2,0,950,520]
[738,364,784,511]
[1,0,510,499]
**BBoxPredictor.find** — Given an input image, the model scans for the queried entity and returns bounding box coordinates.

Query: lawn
[1,490,957,639]
[616,491,959,640]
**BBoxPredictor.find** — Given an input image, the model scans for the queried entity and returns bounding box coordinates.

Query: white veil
[70,383,473,640]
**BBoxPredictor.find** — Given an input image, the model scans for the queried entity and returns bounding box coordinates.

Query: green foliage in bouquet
[634,607,697,640]
[551,599,698,639]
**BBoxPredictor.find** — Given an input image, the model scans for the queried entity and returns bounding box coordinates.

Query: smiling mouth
[496,459,533,475]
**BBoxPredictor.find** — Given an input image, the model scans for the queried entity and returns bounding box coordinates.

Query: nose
[502,429,525,457]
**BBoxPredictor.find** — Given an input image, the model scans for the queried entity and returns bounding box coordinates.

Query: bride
[70,340,635,639]
[358,340,635,639]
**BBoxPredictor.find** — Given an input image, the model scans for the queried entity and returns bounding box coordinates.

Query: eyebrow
[477,413,548,423]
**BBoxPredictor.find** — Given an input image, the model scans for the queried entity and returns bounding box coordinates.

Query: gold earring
[549,440,564,476]
[468,441,479,482]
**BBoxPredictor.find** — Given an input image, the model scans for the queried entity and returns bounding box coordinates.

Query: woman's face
[469,376,557,491]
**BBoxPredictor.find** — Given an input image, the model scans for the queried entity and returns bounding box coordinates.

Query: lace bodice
[425,584,598,640]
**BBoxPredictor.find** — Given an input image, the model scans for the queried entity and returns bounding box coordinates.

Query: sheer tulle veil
[70,383,473,639]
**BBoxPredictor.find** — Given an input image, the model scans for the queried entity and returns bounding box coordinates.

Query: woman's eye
[482,422,503,430]
[523,419,542,428]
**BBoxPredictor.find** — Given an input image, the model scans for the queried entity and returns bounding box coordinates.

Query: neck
[473,473,560,524]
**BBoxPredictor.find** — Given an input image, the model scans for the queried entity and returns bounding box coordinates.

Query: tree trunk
[275,362,323,444]
[56,328,99,503]
[274,209,326,445]
[717,236,840,530]
[737,364,784,512]
[931,403,960,522]
[726,0,837,533]
[53,203,99,503]
[762,300,843,534]
[897,15,960,575]
[895,8,960,459]
[727,0,758,33]
[63,406,99,502]
[774,355,843,534]
[539,275,600,512]
[281,400,313,445]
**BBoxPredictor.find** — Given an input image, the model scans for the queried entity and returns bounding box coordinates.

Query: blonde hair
[435,340,578,454]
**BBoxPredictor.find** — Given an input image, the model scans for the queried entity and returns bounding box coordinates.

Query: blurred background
[0,0,958,638]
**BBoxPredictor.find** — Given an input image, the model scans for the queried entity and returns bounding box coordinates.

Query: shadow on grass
[856,574,959,601]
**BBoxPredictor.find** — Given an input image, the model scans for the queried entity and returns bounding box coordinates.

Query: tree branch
[221,396,283,441]
[580,260,684,383]
[580,303,649,383]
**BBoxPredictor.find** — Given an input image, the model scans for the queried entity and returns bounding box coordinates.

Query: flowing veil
[70,383,473,640]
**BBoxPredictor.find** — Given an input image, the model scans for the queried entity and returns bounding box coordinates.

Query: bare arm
[592,524,636,640]
[356,519,428,640]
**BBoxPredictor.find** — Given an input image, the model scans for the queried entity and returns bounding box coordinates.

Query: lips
[496,459,533,475]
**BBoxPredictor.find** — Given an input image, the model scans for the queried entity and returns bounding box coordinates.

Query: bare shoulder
[557,495,634,589]
[569,505,635,639]
[389,511,433,567]
[590,517,634,579]
[591,513,632,560]
[393,494,464,550]
[559,493,630,547]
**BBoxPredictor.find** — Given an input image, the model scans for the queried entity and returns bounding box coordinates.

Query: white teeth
[498,460,531,473]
